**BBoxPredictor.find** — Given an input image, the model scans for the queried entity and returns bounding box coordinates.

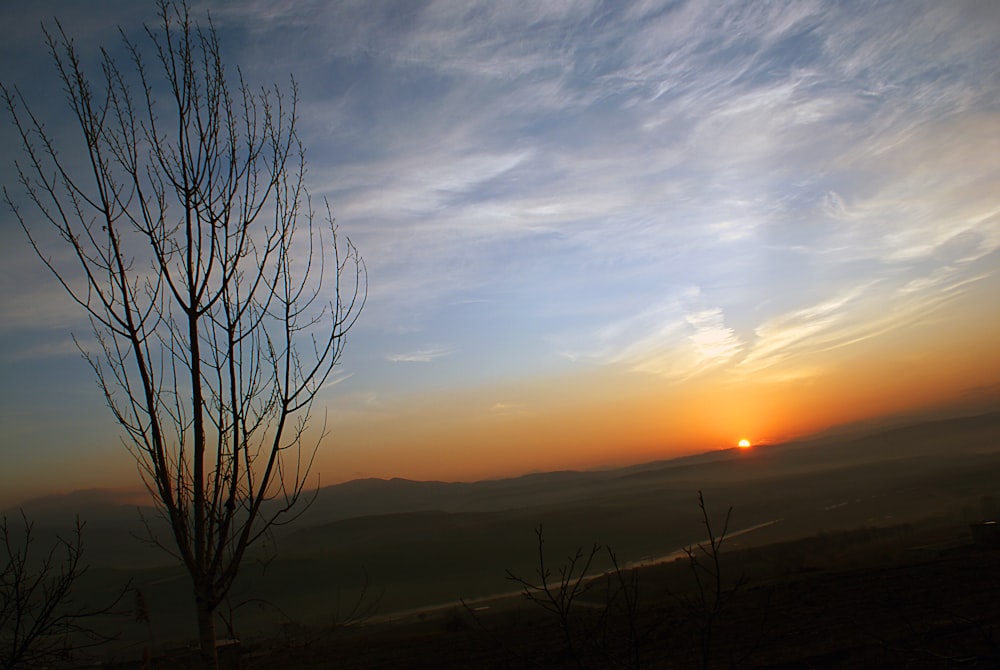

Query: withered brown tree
[2,2,365,665]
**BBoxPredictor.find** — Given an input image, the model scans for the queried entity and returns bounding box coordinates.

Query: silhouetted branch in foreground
[495,493,760,669]
[679,490,747,670]
[329,568,382,631]
[506,525,602,669]
[499,525,648,669]
[1,512,128,669]
[604,547,644,670]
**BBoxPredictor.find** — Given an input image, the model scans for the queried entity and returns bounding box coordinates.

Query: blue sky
[2,0,999,506]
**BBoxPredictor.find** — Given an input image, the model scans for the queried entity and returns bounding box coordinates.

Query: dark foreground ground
[120,524,1000,669]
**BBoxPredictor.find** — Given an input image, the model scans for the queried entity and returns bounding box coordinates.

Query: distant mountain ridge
[9,410,999,531]
[292,410,1000,527]
[4,410,999,620]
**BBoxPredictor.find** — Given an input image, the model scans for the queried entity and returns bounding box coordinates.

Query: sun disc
[738,439,751,449]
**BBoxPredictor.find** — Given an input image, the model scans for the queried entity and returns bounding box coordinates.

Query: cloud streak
[385,347,456,363]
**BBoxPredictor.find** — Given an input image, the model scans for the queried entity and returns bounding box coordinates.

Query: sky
[1,0,999,508]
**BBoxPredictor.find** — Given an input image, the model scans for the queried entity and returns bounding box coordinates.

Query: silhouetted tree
[681,491,746,670]
[502,494,750,669]
[1,512,124,669]
[2,2,365,666]
[506,525,602,668]
[502,526,647,669]
[604,547,643,670]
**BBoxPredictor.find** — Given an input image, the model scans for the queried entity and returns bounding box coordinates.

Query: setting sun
[738,439,752,449]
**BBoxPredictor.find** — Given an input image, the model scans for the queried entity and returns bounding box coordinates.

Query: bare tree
[603,548,643,670]
[501,495,751,669]
[506,525,603,669]
[681,491,746,670]
[2,1,365,666]
[1,512,125,669]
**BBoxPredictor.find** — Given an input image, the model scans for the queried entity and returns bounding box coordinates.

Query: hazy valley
[6,411,1000,667]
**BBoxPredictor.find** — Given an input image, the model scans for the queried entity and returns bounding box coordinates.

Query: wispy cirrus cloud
[318,371,355,394]
[738,265,996,378]
[553,287,743,382]
[2,0,998,491]
[489,401,528,416]
[8,2,999,368]
[738,285,875,374]
[385,347,456,363]
[1,338,82,362]
[616,306,743,381]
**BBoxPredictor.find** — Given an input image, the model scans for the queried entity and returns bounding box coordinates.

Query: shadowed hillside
[5,412,1000,663]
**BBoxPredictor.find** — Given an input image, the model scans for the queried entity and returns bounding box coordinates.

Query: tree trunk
[196,595,219,669]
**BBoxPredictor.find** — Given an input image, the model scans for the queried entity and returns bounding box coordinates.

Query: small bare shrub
[1,512,126,669]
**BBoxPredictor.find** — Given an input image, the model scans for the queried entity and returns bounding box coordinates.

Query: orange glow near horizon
[314,316,1000,486]
[4,289,999,509]
[258,345,994,494]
